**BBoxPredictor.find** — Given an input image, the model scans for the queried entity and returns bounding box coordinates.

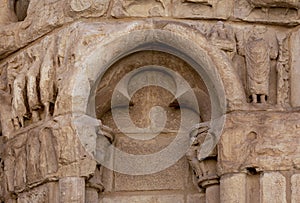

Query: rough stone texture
[234,0,300,25]
[0,0,299,202]
[59,177,85,203]
[100,194,185,203]
[260,172,287,203]
[111,0,171,17]
[114,135,190,191]
[187,193,206,203]
[220,173,246,203]
[85,188,99,203]
[290,27,300,107]
[17,182,59,203]
[218,111,300,174]
[291,174,300,203]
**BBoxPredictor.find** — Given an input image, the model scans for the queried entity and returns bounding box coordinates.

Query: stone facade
[0,0,299,202]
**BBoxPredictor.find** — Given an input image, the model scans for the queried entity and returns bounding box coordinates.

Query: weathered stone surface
[218,111,300,174]
[0,0,68,59]
[0,1,299,202]
[67,0,110,17]
[172,0,234,19]
[290,28,300,107]
[59,177,85,203]
[1,115,95,200]
[100,194,185,203]
[114,134,190,191]
[260,172,287,203]
[17,182,59,203]
[0,0,17,25]
[291,174,300,203]
[85,188,99,203]
[234,0,300,25]
[220,173,246,203]
[111,0,171,17]
[187,193,205,203]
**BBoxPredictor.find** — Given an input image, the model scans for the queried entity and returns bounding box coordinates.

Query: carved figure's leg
[260,94,267,104]
[252,94,257,103]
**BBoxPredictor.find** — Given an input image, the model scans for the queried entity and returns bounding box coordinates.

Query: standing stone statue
[40,41,56,119]
[245,33,270,103]
[12,73,27,129]
[26,58,42,122]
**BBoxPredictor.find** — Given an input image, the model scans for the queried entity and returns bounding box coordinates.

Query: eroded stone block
[101,194,185,203]
[59,177,85,203]
[290,28,300,107]
[111,0,171,17]
[220,173,246,203]
[260,172,286,203]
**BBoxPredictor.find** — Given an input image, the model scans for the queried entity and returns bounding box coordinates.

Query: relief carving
[186,123,218,189]
[182,0,213,6]
[245,30,271,104]
[276,33,290,106]
[26,131,41,183]
[9,40,58,130]
[247,0,300,9]
[111,0,170,17]
[0,0,18,25]
[235,26,283,106]
[235,0,300,24]
[0,63,14,136]
[208,21,236,59]
[39,127,58,176]
[68,0,110,17]
[173,0,233,19]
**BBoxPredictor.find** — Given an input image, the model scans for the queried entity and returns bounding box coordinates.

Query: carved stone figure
[12,73,27,129]
[26,58,42,122]
[245,32,271,103]
[40,42,56,120]
[208,21,236,58]
[186,125,211,178]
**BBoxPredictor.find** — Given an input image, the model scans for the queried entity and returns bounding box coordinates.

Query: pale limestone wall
[0,0,299,202]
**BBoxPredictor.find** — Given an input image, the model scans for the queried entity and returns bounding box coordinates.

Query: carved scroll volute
[186,123,219,190]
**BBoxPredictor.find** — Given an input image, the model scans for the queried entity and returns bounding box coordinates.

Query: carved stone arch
[64,20,246,158]
[68,20,245,115]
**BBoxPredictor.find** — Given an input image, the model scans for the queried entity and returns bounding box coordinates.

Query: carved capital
[186,123,219,189]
